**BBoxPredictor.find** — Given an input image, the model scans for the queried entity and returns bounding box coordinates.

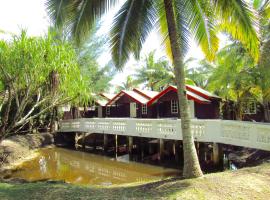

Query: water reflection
[11,147,179,186]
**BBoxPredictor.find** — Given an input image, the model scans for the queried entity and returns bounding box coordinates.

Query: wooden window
[243,101,256,114]
[106,106,110,115]
[142,104,147,115]
[171,100,178,114]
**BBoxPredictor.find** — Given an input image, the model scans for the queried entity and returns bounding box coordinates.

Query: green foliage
[204,43,261,119]
[0,31,88,99]
[46,0,259,67]
[75,23,116,94]
[115,75,138,92]
[185,58,214,89]
[133,51,174,91]
[0,31,90,137]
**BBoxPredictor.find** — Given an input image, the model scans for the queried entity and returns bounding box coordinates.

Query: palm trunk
[259,39,270,122]
[263,98,270,122]
[164,0,203,178]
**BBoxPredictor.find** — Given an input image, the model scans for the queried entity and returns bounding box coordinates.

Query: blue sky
[0,0,226,90]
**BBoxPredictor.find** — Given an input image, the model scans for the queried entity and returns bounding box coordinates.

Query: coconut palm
[207,42,260,120]
[253,0,270,121]
[134,51,174,91]
[46,0,259,178]
[115,75,137,92]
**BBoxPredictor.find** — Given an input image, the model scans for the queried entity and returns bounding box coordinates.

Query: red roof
[147,85,211,106]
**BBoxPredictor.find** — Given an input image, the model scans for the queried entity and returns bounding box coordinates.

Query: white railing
[59,118,270,151]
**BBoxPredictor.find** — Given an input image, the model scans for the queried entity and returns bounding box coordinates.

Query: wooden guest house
[103,85,221,119]
[105,89,159,118]
[62,93,116,119]
[61,84,221,120]
[147,85,221,119]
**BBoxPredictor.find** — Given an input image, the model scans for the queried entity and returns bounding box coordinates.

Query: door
[130,102,137,118]
[98,106,103,118]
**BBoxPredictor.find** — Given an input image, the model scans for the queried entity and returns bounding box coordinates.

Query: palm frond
[110,0,156,68]
[215,0,260,61]
[182,0,219,61]
[46,0,77,30]
[46,0,119,45]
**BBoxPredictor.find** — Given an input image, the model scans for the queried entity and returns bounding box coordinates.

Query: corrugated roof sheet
[100,93,115,100]
[186,84,220,99]
[147,85,211,106]
[170,86,211,103]
[96,99,108,107]
[107,90,149,105]
[133,88,159,99]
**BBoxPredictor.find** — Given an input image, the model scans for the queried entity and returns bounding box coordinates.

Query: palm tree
[207,43,260,120]
[46,0,259,178]
[134,51,174,91]
[185,58,215,89]
[115,75,137,92]
[253,0,270,121]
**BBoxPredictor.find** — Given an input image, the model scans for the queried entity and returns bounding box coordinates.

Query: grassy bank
[0,133,53,170]
[0,163,270,200]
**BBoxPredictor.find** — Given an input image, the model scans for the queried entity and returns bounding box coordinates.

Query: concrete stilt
[128,136,133,154]
[128,136,133,160]
[213,143,223,168]
[174,141,180,163]
[103,134,108,152]
[196,142,200,155]
[159,139,164,161]
[115,134,118,158]
[140,138,145,160]
[173,141,176,155]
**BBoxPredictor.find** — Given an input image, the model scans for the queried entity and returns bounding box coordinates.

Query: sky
[0,0,217,91]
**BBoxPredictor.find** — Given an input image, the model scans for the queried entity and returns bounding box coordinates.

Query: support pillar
[174,141,180,163]
[141,138,145,160]
[128,136,133,160]
[115,135,118,158]
[213,143,223,168]
[103,134,108,152]
[159,139,164,161]
[128,136,133,154]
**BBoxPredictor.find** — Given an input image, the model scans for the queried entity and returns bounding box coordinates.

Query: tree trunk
[258,39,270,122]
[263,98,270,122]
[164,0,203,178]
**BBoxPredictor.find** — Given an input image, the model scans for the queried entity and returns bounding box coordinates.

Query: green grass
[1,163,270,200]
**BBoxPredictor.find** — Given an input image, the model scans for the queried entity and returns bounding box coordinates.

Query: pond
[10,147,180,186]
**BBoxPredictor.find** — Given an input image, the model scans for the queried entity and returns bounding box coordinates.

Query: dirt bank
[0,133,54,172]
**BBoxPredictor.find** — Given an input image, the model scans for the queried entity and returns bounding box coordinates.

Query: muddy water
[10,147,179,186]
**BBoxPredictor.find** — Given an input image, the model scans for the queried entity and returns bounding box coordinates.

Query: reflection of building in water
[11,148,178,186]
[39,156,47,174]
[55,148,177,185]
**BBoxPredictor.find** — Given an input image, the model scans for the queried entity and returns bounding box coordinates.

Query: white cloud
[0,0,49,39]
